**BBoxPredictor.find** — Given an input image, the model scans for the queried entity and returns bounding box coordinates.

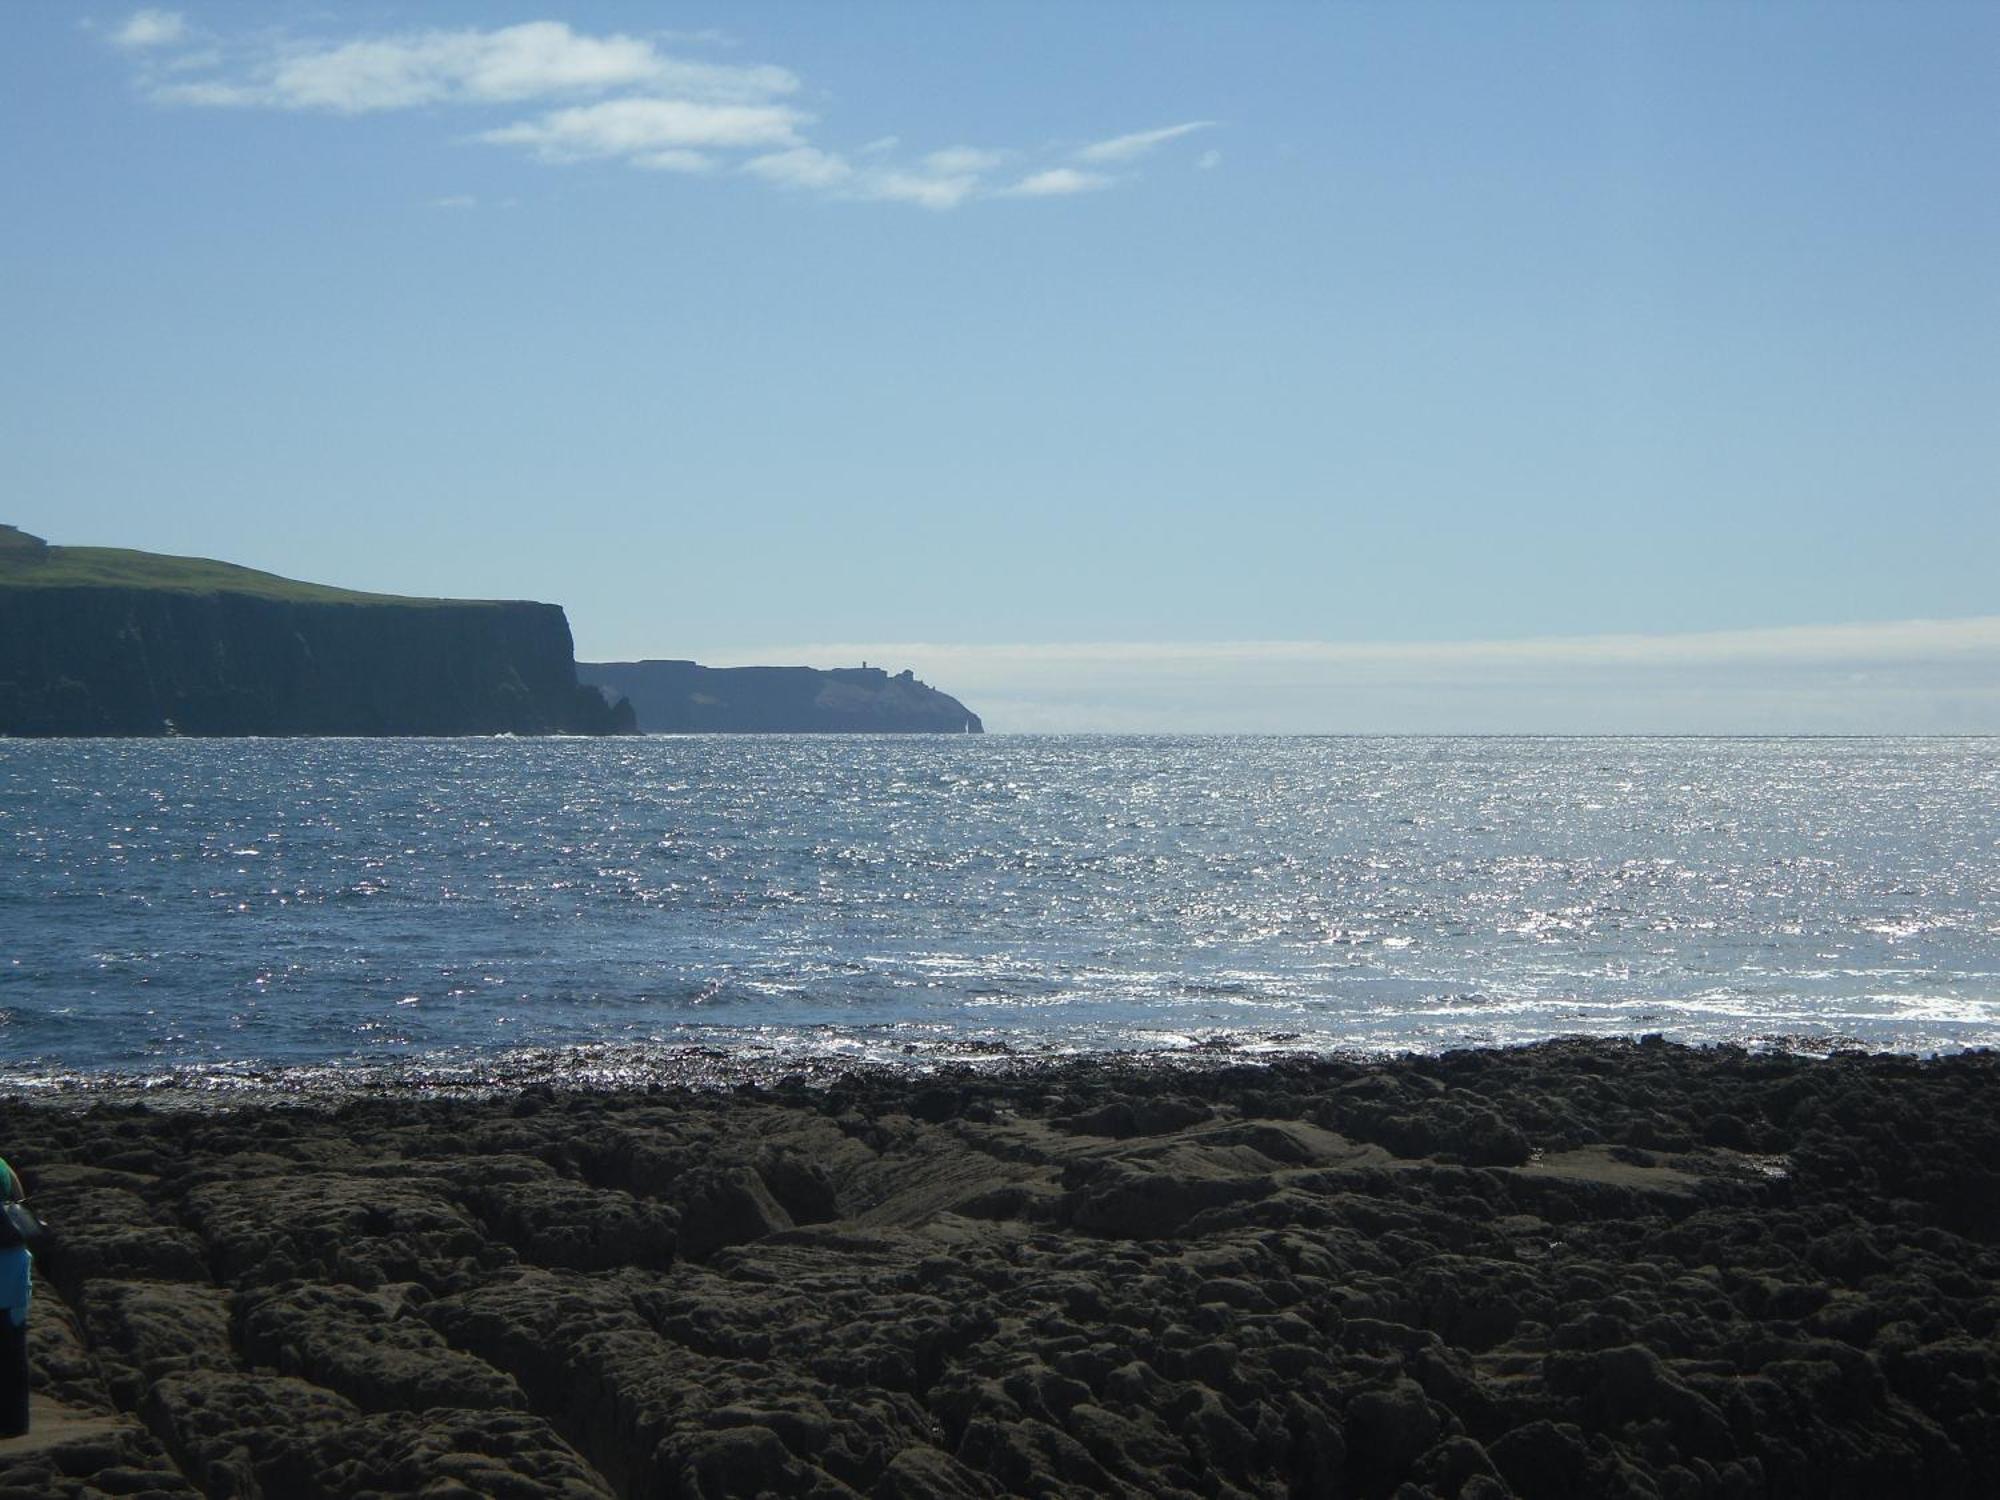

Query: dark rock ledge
[1,1038,1996,1498]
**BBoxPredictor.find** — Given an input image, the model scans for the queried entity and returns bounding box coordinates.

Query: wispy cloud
[743,146,986,210]
[106,15,1215,210]
[480,98,804,162]
[686,618,2000,734]
[111,9,186,49]
[634,149,716,175]
[1074,121,1215,164]
[744,146,853,192]
[1001,167,1114,198]
[144,22,794,113]
[859,167,982,211]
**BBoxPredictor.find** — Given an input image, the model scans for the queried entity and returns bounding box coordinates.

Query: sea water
[2,736,1996,1087]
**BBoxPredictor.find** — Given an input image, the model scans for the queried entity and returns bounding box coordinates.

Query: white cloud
[146,21,797,114]
[691,619,2000,734]
[860,169,980,210]
[152,80,259,107]
[272,26,655,111]
[111,9,186,49]
[111,16,1215,211]
[1196,148,1221,171]
[430,194,477,209]
[635,149,715,174]
[744,146,854,191]
[1001,167,1113,198]
[1074,120,1214,164]
[746,150,983,209]
[482,98,804,161]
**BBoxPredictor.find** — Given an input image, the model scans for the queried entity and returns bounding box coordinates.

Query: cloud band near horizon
[667,617,2000,734]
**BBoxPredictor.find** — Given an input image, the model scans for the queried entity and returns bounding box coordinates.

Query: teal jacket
[0,1155,28,1327]
[0,1247,26,1329]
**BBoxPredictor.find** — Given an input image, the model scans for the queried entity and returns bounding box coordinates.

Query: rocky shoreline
[1,1038,1996,1498]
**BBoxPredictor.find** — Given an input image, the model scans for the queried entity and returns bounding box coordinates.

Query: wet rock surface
[2,1039,1997,1497]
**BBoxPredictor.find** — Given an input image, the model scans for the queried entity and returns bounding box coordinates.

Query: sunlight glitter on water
[2,735,1997,1081]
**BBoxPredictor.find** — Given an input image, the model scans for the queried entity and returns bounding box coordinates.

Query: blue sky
[4,3,1996,729]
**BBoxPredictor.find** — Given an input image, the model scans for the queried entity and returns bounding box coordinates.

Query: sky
[3,2,1996,731]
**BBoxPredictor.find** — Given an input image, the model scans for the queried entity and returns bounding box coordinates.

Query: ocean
[2,735,1995,1089]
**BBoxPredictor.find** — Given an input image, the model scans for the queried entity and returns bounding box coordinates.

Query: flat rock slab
[0,1395,198,1499]
[0,1038,1994,1498]
[0,1394,146,1457]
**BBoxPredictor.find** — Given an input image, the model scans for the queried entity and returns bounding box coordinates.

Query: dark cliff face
[578,660,983,734]
[0,586,635,737]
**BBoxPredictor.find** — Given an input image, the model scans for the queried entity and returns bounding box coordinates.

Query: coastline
[2,1037,1996,1496]
[2,1025,1976,1112]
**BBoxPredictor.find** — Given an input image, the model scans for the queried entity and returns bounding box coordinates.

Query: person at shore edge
[0,1155,29,1438]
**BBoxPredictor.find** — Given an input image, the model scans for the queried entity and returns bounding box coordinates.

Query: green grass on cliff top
[0,541,486,607]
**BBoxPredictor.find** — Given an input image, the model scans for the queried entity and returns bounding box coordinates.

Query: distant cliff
[0,527,635,737]
[578,660,983,734]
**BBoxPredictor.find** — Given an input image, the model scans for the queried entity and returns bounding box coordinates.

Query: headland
[579,659,983,734]
[0,526,631,737]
